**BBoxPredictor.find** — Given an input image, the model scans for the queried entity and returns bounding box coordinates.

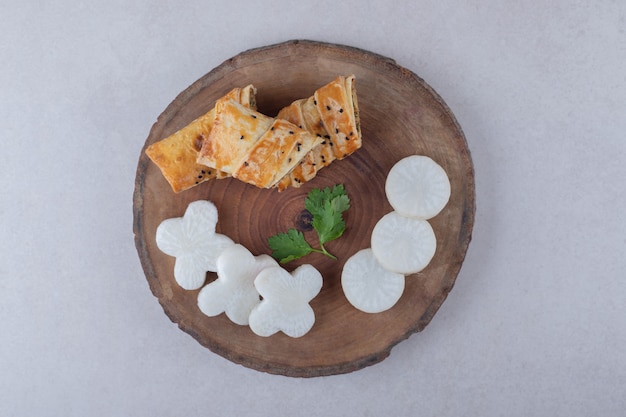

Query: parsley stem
[308,246,337,260]
[317,242,337,260]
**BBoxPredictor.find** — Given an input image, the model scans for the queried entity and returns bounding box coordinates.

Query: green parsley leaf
[306,185,350,244]
[267,229,313,264]
[305,184,347,217]
[267,184,350,263]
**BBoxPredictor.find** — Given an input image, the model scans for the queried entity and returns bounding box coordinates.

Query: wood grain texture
[133,40,475,377]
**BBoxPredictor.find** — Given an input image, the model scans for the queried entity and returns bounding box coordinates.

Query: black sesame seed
[324,134,330,139]
[251,114,257,119]
[326,105,331,111]
[271,126,274,131]
[321,140,326,145]
[244,161,249,166]
[240,135,244,140]
[335,128,339,134]
[339,108,344,113]
[349,131,354,136]
[288,158,292,163]
[198,175,203,179]
[313,99,317,105]
[201,170,206,174]
[289,131,294,135]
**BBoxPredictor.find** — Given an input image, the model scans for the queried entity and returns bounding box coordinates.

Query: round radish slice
[371,211,436,274]
[341,248,405,313]
[385,155,451,219]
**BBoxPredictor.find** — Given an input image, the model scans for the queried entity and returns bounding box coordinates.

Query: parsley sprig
[267,184,350,263]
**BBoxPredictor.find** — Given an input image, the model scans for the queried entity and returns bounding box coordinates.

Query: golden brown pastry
[147,75,361,193]
[145,85,256,193]
[198,99,323,189]
[234,119,322,188]
[196,98,274,175]
[275,75,361,191]
[314,74,361,158]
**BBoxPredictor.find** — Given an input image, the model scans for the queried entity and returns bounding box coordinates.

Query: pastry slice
[276,96,337,191]
[233,119,323,188]
[196,98,274,175]
[275,75,361,191]
[313,74,361,159]
[145,85,256,193]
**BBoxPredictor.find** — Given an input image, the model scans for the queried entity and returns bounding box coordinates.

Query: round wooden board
[133,40,475,377]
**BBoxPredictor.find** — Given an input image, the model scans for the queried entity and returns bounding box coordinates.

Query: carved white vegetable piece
[249,264,323,338]
[371,211,437,275]
[197,244,278,325]
[155,200,234,290]
[385,155,450,220]
[341,248,405,313]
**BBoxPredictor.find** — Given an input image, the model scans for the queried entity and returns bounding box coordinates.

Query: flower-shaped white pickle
[197,244,278,325]
[249,264,323,338]
[155,200,234,290]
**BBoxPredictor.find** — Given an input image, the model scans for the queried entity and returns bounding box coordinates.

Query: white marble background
[2,1,625,416]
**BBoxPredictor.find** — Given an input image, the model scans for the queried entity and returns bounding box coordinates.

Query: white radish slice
[197,244,278,325]
[371,211,437,274]
[249,264,323,338]
[155,200,234,290]
[341,248,405,313]
[385,155,451,220]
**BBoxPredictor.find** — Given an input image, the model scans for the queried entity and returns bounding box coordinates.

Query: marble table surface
[2,1,625,416]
